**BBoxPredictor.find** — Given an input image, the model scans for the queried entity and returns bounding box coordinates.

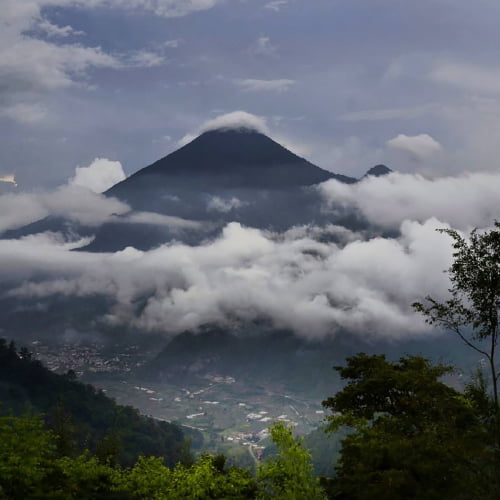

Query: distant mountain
[108,128,356,200]
[137,326,465,399]
[364,164,392,178]
[2,128,392,251]
[84,129,381,251]
[4,129,376,251]
[139,327,343,397]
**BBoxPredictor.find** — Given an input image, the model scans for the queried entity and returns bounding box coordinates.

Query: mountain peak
[111,126,353,190]
[364,164,392,178]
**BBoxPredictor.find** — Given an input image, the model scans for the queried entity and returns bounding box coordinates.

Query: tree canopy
[322,354,489,500]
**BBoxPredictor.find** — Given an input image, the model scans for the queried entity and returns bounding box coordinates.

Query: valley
[32,341,326,465]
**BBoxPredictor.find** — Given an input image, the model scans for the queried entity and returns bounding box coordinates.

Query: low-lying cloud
[3,167,500,341]
[319,171,500,231]
[0,186,129,233]
[1,219,454,339]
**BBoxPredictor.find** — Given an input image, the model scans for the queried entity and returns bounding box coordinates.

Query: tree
[257,422,326,500]
[119,454,257,499]
[322,354,486,500]
[414,224,500,412]
[0,415,56,499]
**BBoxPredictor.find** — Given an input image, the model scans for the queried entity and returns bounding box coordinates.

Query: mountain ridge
[107,129,357,199]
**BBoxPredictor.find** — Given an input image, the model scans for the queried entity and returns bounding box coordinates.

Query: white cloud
[127,50,166,67]
[319,171,500,231]
[108,0,225,18]
[36,19,85,37]
[0,185,129,233]
[264,1,288,12]
[250,36,277,57]
[120,211,202,230]
[200,110,269,134]
[69,158,126,193]
[207,196,246,212]
[0,0,220,123]
[234,78,295,92]
[0,37,120,93]
[386,133,442,161]
[0,219,455,339]
[163,39,181,48]
[178,111,311,156]
[0,174,17,186]
[178,110,270,145]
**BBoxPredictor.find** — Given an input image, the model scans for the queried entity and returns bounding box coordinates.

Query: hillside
[0,339,192,467]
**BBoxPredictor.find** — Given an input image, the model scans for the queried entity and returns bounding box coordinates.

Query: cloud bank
[0,220,453,339]
[3,165,500,342]
[319,171,500,231]
[0,186,129,233]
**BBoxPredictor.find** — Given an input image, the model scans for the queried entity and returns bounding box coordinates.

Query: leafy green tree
[257,422,326,500]
[46,402,78,458]
[0,414,123,499]
[322,354,486,500]
[0,415,56,499]
[56,453,122,500]
[119,454,256,499]
[414,224,500,411]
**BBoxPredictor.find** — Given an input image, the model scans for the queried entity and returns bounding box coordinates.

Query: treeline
[321,354,500,499]
[0,415,325,499]
[3,352,500,499]
[0,339,190,467]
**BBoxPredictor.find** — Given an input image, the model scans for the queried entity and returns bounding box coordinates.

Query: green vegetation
[0,414,323,499]
[322,354,492,499]
[257,422,326,500]
[0,339,190,467]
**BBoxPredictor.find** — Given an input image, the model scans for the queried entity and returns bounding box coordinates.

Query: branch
[451,326,490,359]
[434,317,490,358]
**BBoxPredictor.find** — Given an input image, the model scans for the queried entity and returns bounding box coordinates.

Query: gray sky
[2,0,500,189]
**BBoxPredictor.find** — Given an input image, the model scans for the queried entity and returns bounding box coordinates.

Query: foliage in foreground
[322,353,499,500]
[0,415,324,499]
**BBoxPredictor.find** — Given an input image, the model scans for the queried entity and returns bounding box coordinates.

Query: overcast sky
[3,0,500,189]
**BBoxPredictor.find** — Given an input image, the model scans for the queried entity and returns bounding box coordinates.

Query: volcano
[106,128,355,207]
[3,127,384,251]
